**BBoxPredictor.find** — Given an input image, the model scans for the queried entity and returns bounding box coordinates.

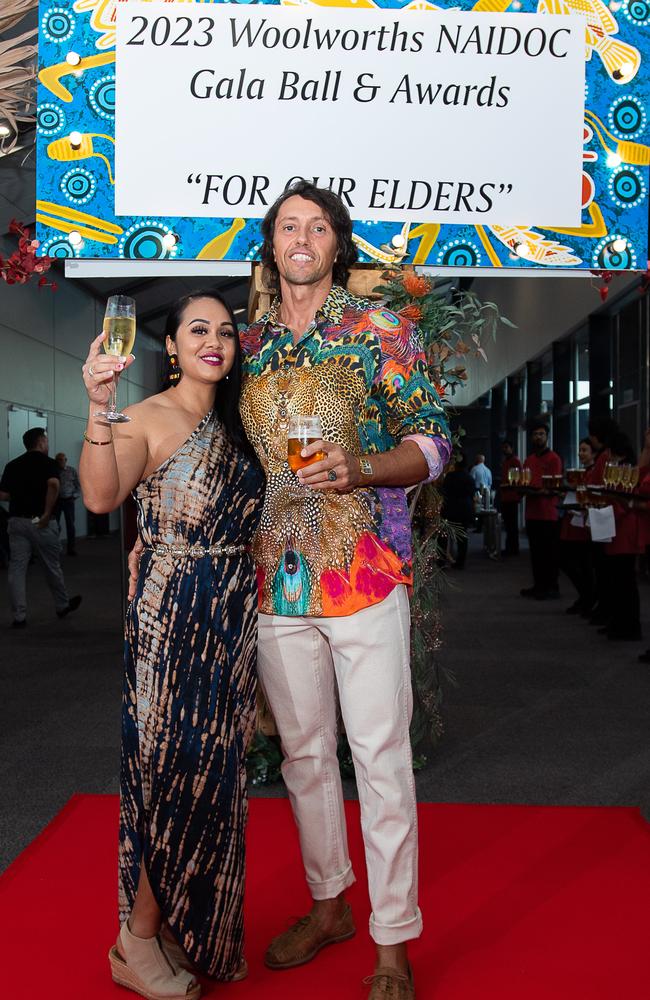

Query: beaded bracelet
[83,431,113,446]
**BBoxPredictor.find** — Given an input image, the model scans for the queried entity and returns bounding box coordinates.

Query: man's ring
[327,469,337,482]
[88,365,95,377]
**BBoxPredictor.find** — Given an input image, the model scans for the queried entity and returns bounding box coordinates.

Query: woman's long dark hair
[161,289,257,463]
[608,431,636,465]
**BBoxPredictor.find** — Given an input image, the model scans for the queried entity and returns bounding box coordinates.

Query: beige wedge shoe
[108,919,201,1000]
[159,924,248,983]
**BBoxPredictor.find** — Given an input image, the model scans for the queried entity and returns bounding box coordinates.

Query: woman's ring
[327,469,337,482]
[88,364,95,377]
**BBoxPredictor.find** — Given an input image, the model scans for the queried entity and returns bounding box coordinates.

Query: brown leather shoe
[364,965,415,1000]
[265,903,355,969]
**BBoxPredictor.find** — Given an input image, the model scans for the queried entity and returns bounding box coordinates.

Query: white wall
[452,273,638,406]
[0,250,160,536]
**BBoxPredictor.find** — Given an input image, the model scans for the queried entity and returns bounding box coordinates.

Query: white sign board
[115,4,586,226]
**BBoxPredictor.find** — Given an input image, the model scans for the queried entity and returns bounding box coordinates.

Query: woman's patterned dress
[118,412,263,978]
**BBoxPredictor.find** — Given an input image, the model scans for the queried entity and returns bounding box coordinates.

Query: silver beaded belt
[146,542,250,559]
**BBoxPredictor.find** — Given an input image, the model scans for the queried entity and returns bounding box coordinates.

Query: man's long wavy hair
[260,180,358,291]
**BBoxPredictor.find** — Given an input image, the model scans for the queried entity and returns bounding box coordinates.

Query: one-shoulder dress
[118,412,264,978]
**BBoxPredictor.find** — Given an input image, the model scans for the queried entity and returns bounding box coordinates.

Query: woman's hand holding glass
[82,295,137,423]
[82,329,135,410]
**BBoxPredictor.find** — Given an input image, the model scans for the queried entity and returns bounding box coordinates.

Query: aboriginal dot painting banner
[37,0,650,271]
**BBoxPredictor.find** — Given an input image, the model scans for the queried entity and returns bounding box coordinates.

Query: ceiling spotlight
[68,230,83,247]
[66,51,82,66]
[162,232,179,250]
[606,152,622,168]
[69,130,83,150]
[0,124,11,138]
[611,238,627,253]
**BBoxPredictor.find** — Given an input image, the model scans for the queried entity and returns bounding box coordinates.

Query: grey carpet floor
[1,532,649,872]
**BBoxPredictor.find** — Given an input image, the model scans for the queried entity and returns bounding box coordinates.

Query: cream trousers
[257,585,423,945]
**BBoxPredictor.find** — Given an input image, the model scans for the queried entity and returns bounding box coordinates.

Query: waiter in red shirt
[521,422,563,600]
[587,416,619,625]
[500,440,522,556]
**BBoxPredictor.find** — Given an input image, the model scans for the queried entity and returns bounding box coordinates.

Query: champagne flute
[95,295,136,423]
[629,466,640,491]
[603,462,613,488]
[620,465,631,492]
[507,467,516,485]
[287,416,325,472]
[512,467,521,486]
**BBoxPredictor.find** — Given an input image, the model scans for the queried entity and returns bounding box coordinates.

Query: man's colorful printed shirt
[240,285,451,617]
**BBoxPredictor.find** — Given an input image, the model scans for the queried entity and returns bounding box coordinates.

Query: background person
[587,416,619,625]
[470,453,492,492]
[81,291,264,998]
[0,427,81,628]
[521,422,562,600]
[559,438,596,616]
[54,452,81,556]
[499,440,522,556]
[470,453,492,533]
[441,453,476,569]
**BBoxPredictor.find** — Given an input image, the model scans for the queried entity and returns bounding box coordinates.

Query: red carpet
[1,796,648,999]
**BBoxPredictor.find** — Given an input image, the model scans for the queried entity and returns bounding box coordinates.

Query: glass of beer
[566,469,578,487]
[287,415,325,472]
[95,295,136,423]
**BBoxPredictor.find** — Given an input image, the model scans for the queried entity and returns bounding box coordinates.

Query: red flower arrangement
[0,220,56,290]
[399,303,423,323]
[401,272,431,298]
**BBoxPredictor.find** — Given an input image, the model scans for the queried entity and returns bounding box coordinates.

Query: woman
[559,438,596,615]
[80,291,264,1000]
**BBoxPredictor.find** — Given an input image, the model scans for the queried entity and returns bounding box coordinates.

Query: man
[240,182,451,997]
[470,453,492,493]
[470,453,492,532]
[500,440,522,556]
[0,428,81,627]
[54,452,81,556]
[520,422,562,600]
